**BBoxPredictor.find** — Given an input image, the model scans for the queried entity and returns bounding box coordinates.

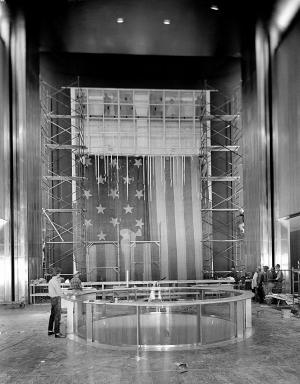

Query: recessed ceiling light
[117,18,124,23]
[163,19,171,25]
[211,4,219,11]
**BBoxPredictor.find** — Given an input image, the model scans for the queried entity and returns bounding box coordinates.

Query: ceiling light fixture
[116,18,124,24]
[163,19,171,25]
[211,4,219,11]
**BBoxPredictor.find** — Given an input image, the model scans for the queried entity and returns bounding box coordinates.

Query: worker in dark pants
[257,268,265,303]
[48,267,66,338]
[274,264,284,293]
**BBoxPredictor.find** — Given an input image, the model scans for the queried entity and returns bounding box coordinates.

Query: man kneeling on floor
[48,267,66,338]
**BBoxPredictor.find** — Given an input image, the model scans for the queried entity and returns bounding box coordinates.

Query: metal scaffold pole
[200,84,244,276]
[40,80,87,278]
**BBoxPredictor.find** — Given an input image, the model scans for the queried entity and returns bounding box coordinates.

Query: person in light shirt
[48,267,65,338]
[251,268,258,299]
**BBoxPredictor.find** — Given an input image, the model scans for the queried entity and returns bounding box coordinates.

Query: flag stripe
[148,159,160,280]
[105,244,117,281]
[87,246,97,281]
[183,157,196,279]
[154,158,169,279]
[97,244,105,279]
[144,243,152,280]
[173,158,187,279]
[165,158,178,280]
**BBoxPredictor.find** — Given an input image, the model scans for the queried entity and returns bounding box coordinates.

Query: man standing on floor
[256,267,265,303]
[48,267,66,338]
[275,264,284,293]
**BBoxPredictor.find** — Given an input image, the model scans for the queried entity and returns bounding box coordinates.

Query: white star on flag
[135,228,142,237]
[85,219,92,228]
[134,159,142,168]
[97,231,106,240]
[109,188,119,199]
[80,156,92,166]
[123,204,133,214]
[84,189,92,199]
[96,204,106,214]
[111,158,118,167]
[135,190,144,200]
[97,175,105,184]
[110,217,120,227]
[135,218,144,229]
[123,176,134,184]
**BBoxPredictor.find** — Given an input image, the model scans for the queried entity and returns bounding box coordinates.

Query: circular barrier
[64,286,253,351]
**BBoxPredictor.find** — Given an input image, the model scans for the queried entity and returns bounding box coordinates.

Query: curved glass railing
[62,286,253,350]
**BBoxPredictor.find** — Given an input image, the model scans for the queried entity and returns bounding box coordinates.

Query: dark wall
[290,230,300,269]
[26,6,42,283]
[271,11,300,271]
[0,35,12,301]
[273,13,300,218]
[240,18,273,271]
[40,52,241,90]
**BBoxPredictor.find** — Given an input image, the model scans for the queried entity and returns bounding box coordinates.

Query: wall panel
[0,36,12,302]
[273,20,300,218]
[241,23,272,271]
[272,16,300,269]
[11,12,28,302]
[26,16,42,283]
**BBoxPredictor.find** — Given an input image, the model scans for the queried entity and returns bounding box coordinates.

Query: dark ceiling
[37,0,246,57]
[17,0,278,89]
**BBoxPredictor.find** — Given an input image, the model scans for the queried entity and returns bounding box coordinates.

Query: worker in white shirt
[251,267,259,301]
[48,267,65,338]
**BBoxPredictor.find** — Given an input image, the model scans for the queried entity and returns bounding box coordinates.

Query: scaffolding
[40,82,87,276]
[200,86,244,274]
[76,88,205,156]
[41,85,244,280]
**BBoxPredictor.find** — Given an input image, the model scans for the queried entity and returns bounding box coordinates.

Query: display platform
[64,285,253,350]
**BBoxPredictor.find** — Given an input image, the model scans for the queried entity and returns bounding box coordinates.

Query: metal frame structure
[129,240,161,281]
[200,86,244,274]
[41,84,243,280]
[75,87,204,156]
[85,240,120,281]
[41,82,87,276]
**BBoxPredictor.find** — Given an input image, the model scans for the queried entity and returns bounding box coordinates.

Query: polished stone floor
[0,303,300,384]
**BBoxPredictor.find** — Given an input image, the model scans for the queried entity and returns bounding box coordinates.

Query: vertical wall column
[26,6,42,286]
[0,5,12,302]
[0,4,41,303]
[242,21,273,271]
[255,22,273,268]
[10,12,28,302]
[271,8,300,274]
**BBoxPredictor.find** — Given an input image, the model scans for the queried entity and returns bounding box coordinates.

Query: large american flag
[83,155,202,281]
